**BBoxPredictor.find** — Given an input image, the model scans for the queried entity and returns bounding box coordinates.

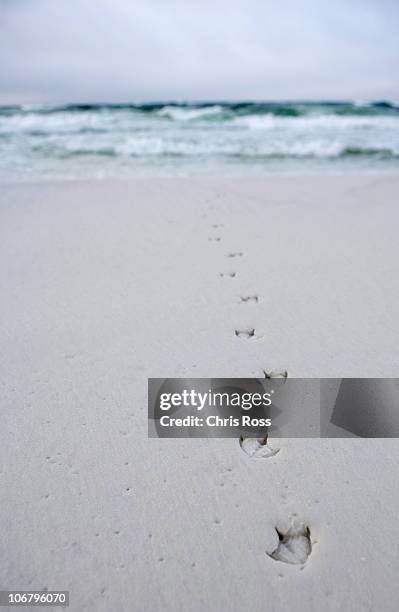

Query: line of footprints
[208,220,313,568]
[211,223,259,339]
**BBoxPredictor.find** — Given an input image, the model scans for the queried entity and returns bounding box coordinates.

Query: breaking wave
[1,100,399,178]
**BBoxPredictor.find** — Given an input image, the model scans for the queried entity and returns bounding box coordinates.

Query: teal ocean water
[1,101,398,179]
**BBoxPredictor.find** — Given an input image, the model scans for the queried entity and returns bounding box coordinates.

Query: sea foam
[1,101,398,179]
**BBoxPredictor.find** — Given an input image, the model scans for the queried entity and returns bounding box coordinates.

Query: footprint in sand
[240,295,258,303]
[235,328,255,338]
[263,369,288,381]
[239,436,280,458]
[266,523,312,565]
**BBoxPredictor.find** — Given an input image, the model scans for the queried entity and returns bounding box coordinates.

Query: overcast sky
[0,0,398,104]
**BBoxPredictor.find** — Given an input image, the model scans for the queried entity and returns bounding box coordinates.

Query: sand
[1,175,399,611]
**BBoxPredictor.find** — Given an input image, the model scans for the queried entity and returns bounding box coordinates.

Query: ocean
[1,101,398,180]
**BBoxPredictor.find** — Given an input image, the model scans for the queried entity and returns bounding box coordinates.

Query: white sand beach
[1,175,399,611]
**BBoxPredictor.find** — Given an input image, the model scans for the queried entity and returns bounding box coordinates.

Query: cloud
[0,0,398,103]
